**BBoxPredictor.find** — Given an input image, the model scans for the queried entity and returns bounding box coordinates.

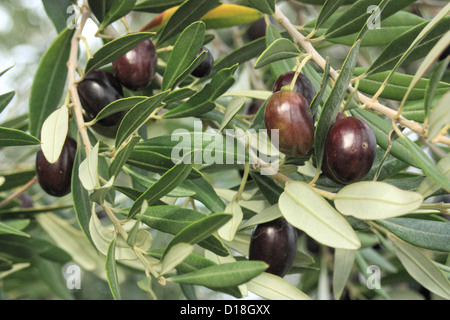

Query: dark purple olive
[322,116,376,184]
[191,47,214,78]
[264,90,315,157]
[112,39,157,91]
[246,18,267,41]
[273,71,316,105]
[249,218,298,277]
[36,136,77,197]
[77,69,125,127]
[244,99,264,115]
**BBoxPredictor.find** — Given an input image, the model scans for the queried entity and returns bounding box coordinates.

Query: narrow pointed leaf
[29,27,74,138]
[247,272,311,300]
[167,260,267,289]
[105,238,122,300]
[334,182,423,220]
[0,127,40,147]
[254,38,300,69]
[279,181,361,250]
[40,106,69,164]
[98,0,137,32]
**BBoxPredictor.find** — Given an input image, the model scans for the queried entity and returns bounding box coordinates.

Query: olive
[264,90,315,157]
[245,18,267,41]
[273,71,316,105]
[248,218,298,277]
[77,69,125,127]
[244,99,264,115]
[36,135,77,197]
[322,116,376,184]
[112,39,157,91]
[191,47,214,78]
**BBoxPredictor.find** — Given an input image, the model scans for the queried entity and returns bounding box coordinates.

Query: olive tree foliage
[0,0,449,300]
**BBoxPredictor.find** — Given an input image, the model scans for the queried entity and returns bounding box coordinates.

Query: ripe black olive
[244,99,264,115]
[273,71,316,105]
[264,90,315,157]
[322,116,376,184]
[246,18,267,41]
[249,218,298,277]
[191,47,214,78]
[77,69,125,127]
[36,136,77,197]
[112,39,157,91]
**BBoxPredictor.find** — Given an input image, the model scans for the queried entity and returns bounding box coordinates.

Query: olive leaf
[40,106,69,164]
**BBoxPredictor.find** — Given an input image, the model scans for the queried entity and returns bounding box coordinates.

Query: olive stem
[273,6,432,144]
[290,53,313,91]
[67,0,93,154]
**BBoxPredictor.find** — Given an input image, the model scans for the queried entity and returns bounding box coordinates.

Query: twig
[67,0,93,154]
[0,176,37,209]
[272,6,432,143]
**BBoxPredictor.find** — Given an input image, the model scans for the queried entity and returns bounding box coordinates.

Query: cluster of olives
[35,35,215,197]
[249,70,377,277]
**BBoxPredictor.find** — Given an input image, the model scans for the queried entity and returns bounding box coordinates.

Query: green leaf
[310,58,331,117]
[246,0,275,14]
[128,159,193,219]
[88,0,114,23]
[105,237,122,300]
[324,0,416,40]
[162,21,205,90]
[366,15,450,75]
[108,136,139,180]
[218,200,243,242]
[353,67,450,101]
[247,272,311,300]
[0,220,29,237]
[85,32,154,75]
[159,243,194,275]
[314,40,360,171]
[78,142,100,191]
[315,0,346,31]
[425,58,449,123]
[137,205,229,256]
[334,182,424,220]
[42,0,74,33]
[379,218,450,252]
[156,0,220,44]
[400,134,450,193]
[167,260,268,289]
[332,249,356,300]
[115,90,169,149]
[265,23,296,79]
[134,0,185,13]
[39,106,69,164]
[163,212,231,259]
[180,178,226,213]
[279,181,361,249]
[219,96,247,131]
[254,38,300,69]
[0,170,36,192]
[71,141,95,248]
[163,65,237,119]
[417,152,450,198]
[28,27,74,138]
[93,96,147,124]
[98,0,137,32]
[390,235,450,300]
[0,127,40,147]
[427,91,450,143]
[0,91,15,115]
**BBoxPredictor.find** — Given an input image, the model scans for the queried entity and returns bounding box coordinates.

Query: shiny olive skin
[273,71,316,105]
[77,69,125,127]
[191,47,214,78]
[112,39,157,91]
[264,90,314,157]
[249,218,298,277]
[322,116,376,184]
[36,136,77,197]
